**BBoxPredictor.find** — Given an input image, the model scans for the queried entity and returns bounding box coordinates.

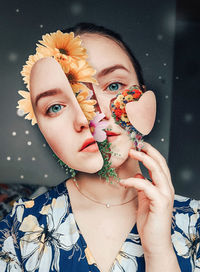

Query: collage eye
[47,104,64,115]
[106,82,126,93]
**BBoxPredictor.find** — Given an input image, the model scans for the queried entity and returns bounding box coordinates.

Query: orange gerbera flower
[76,89,97,121]
[17,91,37,125]
[36,31,87,62]
[61,59,97,84]
[21,53,44,90]
[71,82,92,94]
[18,30,98,126]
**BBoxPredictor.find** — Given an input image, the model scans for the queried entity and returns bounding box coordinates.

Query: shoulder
[172,194,200,235]
[173,194,200,215]
[0,180,69,227]
[16,180,69,219]
[173,194,200,229]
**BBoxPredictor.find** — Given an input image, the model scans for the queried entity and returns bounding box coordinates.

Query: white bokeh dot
[32,157,36,161]
[43,143,46,147]
[17,157,21,161]
[70,2,83,15]
[25,130,29,135]
[163,63,167,66]
[180,168,193,183]
[16,8,19,12]
[7,156,11,161]
[145,53,149,56]
[165,95,169,99]
[40,24,43,28]
[27,141,32,146]
[44,174,48,178]
[158,76,162,80]
[8,52,18,62]
[157,34,163,40]
[176,76,179,80]
[184,113,193,123]
[20,175,24,179]
[161,138,165,142]
[12,131,16,136]
[17,108,25,117]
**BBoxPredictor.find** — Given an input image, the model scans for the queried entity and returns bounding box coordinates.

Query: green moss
[97,140,120,183]
[53,153,76,179]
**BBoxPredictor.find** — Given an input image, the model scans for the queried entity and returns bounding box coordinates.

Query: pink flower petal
[92,112,105,124]
[93,129,107,142]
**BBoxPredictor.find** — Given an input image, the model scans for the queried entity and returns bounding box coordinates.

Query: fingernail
[134,173,144,179]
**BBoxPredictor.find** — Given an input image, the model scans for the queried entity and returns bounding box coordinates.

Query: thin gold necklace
[73,180,138,208]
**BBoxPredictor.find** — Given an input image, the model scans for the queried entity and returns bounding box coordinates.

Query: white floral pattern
[111,233,143,271]
[0,182,199,272]
[19,195,79,272]
[0,236,21,271]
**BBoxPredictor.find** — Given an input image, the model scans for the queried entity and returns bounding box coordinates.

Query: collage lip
[80,137,96,151]
[80,132,120,152]
[105,131,120,136]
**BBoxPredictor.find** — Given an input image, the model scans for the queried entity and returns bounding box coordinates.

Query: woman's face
[80,33,140,168]
[30,33,140,173]
[30,57,104,173]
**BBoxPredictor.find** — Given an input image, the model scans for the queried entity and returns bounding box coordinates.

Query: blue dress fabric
[0,180,200,272]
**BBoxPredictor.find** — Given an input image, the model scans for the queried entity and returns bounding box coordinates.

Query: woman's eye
[106,82,125,92]
[47,104,64,114]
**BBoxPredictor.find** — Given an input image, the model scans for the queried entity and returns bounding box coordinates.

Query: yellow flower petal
[36,30,87,61]
[63,59,97,84]
[76,90,97,121]
[71,83,91,94]
[21,53,44,90]
[17,90,37,125]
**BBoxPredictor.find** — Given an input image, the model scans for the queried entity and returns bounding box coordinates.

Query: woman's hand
[119,142,180,271]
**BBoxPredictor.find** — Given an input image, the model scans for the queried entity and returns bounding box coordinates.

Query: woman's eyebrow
[97,64,130,78]
[35,88,62,106]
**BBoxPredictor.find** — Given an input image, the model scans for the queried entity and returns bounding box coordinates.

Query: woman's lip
[106,131,120,143]
[81,142,99,152]
[80,137,97,152]
[105,131,120,136]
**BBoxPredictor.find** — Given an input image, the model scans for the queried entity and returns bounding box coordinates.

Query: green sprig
[53,153,76,179]
[97,140,120,183]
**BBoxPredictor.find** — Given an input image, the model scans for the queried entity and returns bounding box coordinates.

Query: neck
[73,156,141,204]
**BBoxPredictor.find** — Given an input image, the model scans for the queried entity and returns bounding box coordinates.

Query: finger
[129,149,171,195]
[141,142,174,192]
[119,177,161,203]
[142,142,171,180]
[137,190,150,218]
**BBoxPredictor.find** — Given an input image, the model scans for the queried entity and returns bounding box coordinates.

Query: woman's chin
[109,154,128,169]
[75,155,104,174]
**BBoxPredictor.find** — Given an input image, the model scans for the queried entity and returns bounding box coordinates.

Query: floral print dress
[0,180,200,272]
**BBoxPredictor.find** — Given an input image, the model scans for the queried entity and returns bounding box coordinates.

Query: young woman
[0,23,199,272]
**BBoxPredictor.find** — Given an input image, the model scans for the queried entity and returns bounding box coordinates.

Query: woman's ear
[125,90,156,135]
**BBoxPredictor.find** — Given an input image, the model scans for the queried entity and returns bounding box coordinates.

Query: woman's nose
[95,92,111,120]
[73,105,90,132]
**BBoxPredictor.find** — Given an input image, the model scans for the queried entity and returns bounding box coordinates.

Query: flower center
[59,48,68,55]
[66,73,76,83]
[90,126,95,134]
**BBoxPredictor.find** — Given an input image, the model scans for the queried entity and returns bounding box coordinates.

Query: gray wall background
[0,0,199,198]
[169,0,200,198]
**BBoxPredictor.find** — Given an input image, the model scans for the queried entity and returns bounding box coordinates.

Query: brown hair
[63,22,145,90]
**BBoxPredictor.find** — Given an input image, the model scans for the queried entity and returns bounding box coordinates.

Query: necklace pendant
[106,203,110,208]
